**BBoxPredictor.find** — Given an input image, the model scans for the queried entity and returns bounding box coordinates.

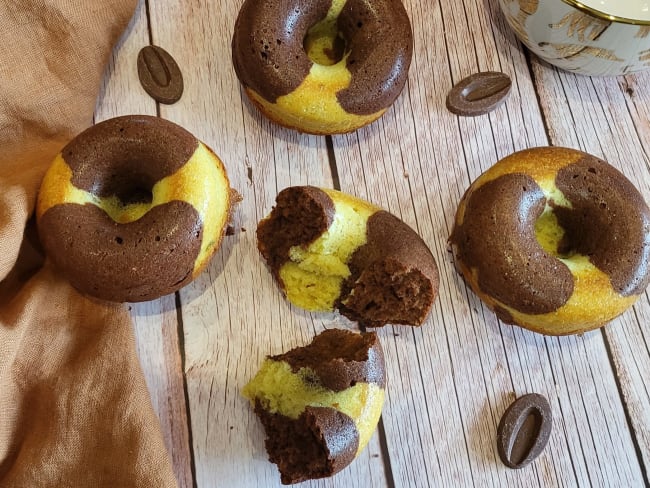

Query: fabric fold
[0,1,178,486]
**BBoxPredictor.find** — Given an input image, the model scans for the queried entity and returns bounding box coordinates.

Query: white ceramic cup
[498,0,650,76]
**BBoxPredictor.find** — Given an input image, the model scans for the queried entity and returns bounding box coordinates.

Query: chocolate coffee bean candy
[497,393,552,469]
[137,45,184,104]
[446,72,511,116]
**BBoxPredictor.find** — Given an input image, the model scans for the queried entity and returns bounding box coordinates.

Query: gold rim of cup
[562,0,650,26]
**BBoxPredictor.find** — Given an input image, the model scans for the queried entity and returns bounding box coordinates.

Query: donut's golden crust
[246,87,385,135]
[452,256,638,336]
[37,115,232,302]
[450,147,650,335]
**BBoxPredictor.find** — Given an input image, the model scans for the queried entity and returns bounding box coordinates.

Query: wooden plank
[332,0,646,486]
[130,298,194,488]
[532,62,650,481]
[94,2,194,487]
[146,0,389,486]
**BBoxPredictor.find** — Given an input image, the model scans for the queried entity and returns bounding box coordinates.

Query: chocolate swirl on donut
[554,155,650,296]
[336,0,413,115]
[257,186,335,282]
[40,203,202,302]
[232,0,331,102]
[339,210,439,327]
[450,174,575,315]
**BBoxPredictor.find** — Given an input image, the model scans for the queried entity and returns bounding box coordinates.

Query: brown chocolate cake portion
[271,329,386,391]
[39,202,202,302]
[338,211,440,327]
[254,403,359,485]
[257,186,335,282]
[232,0,330,103]
[554,155,650,296]
[336,0,413,115]
[449,173,574,315]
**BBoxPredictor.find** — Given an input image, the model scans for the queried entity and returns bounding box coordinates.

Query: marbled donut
[232,0,413,134]
[36,115,233,302]
[242,329,386,484]
[257,186,439,327]
[450,147,650,335]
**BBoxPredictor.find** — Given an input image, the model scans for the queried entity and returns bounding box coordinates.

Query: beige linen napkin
[0,1,177,486]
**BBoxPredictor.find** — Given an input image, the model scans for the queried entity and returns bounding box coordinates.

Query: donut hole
[303,12,348,66]
[533,200,611,262]
[96,166,157,207]
[535,196,612,261]
[115,184,154,206]
[99,174,156,223]
[303,26,346,66]
[534,207,574,259]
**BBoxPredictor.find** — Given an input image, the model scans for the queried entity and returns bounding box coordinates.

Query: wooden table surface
[94,0,650,486]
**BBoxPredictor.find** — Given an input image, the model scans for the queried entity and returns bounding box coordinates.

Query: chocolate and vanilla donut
[449,147,650,335]
[232,0,413,134]
[36,115,234,302]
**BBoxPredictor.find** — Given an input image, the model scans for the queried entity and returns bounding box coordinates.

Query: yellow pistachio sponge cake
[242,329,386,484]
[257,186,439,327]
